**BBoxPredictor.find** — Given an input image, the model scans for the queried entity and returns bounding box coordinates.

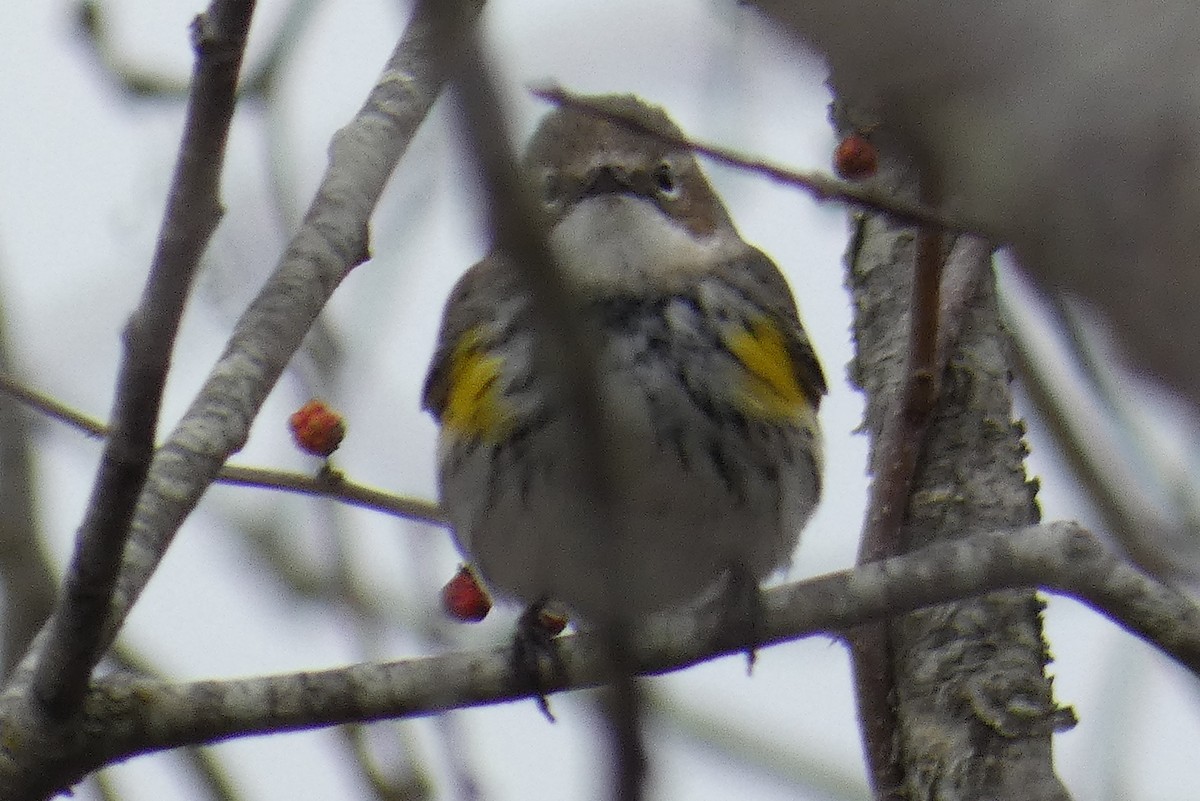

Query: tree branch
[0,374,447,526]
[87,0,481,658]
[16,521,1185,799]
[848,189,968,799]
[216,465,446,525]
[852,210,1069,800]
[532,84,979,235]
[0,373,107,438]
[0,3,481,794]
[31,0,256,719]
[109,646,243,801]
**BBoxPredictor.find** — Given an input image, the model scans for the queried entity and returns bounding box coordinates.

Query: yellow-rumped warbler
[422,94,825,626]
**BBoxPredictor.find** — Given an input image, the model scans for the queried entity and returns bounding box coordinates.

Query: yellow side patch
[725,317,811,422]
[440,328,515,441]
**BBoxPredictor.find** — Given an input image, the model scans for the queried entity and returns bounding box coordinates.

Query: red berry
[441,565,492,622]
[288,399,346,457]
[834,133,878,180]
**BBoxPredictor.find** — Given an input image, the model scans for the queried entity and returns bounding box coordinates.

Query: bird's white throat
[549,195,735,291]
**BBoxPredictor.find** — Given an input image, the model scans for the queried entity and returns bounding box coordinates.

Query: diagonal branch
[216,465,446,525]
[0,374,447,526]
[0,373,107,438]
[31,0,256,719]
[85,0,482,658]
[5,1,485,719]
[532,84,978,235]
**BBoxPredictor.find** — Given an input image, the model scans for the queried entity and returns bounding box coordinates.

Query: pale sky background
[1,0,1198,799]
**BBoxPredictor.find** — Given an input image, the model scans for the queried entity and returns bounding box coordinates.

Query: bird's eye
[653,162,679,198]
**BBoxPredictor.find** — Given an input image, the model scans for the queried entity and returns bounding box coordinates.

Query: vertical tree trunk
[841,100,1076,800]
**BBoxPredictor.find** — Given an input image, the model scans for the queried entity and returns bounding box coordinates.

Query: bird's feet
[713,563,764,673]
[512,601,568,721]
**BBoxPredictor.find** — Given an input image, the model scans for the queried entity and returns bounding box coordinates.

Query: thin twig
[856,226,946,563]
[0,373,107,438]
[1010,291,1195,581]
[0,374,447,526]
[339,723,433,801]
[31,0,257,719]
[218,465,446,525]
[74,1,191,98]
[847,217,995,799]
[848,193,952,798]
[648,689,871,800]
[532,85,983,236]
[240,0,321,97]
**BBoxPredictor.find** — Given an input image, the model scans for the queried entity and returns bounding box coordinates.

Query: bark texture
[843,113,1075,799]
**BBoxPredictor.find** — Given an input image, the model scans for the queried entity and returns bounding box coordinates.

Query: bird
[422,93,825,634]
